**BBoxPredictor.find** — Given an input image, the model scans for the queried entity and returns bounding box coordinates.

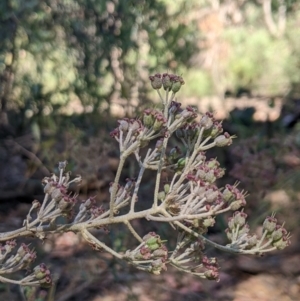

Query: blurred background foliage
[1,0,300,127]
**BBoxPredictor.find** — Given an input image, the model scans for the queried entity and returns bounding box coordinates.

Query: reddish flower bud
[149,73,162,89]
[162,73,172,90]
[272,237,290,250]
[215,132,232,147]
[263,216,277,233]
[246,235,258,248]
[200,113,214,130]
[171,75,184,93]
[233,211,247,227]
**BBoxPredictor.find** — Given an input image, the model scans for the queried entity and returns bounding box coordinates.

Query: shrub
[0,73,290,288]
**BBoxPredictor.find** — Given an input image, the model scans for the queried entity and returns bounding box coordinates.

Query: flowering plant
[0,73,290,287]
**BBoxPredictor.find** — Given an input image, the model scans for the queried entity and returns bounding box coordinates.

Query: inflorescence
[0,72,290,286]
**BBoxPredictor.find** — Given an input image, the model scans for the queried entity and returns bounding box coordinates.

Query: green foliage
[224,28,291,95]
[0,0,198,123]
[180,68,213,97]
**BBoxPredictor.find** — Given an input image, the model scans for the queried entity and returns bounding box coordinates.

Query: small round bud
[204,268,219,281]
[195,152,206,163]
[200,114,214,130]
[153,113,166,132]
[149,73,162,89]
[162,73,172,90]
[233,211,247,227]
[202,217,215,227]
[271,226,287,242]
[230,200,245,210]
[158,191,166,202]
[125,178,135,191]
[222,185,234,202]
[205,188,219,203]
[246,235,258,248]
[43,180,55,194]
[164,184,170,194]
[176,157,186,172]
[143,109,155,128]
[152,247,168,258]
[142,232,157,241]
[171,75,184,93]
[155,138,164,150]
[215,132,232,147]
[210,122,223,138]
[272,237,290,250]
[263,216,277,233]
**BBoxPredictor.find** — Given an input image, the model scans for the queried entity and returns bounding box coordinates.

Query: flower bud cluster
[109,178,135,207]
[42,164,82,216]
[222,184,247,210]
[175,111,233,149]
[142,109,167,132]
[0,241,36,274]
[110,118,146,151]
[199,112,223,138]
[74,196,105,223]
[177,106,198,124]
[124,232,168,275]
[33,263,52,286]
[168,100,182,116]
[176,121,200,143]
[172,239,219,281]
[164,156,247,220]
[149,73,185,93]
[37,162,112,228]
[225,212,291,252]
[42,177,78,216]
[193,158,225,183]
[263,216,291,250]
[226,211,251,244]
[165,180,223,218]
[0,241,52,286]
[202,256,219,281]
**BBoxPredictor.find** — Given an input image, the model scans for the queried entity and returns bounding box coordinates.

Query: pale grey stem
[119,130,124,151]
[41,199,56,217]
[153,137,169,209]
[130,165,145,213]
[39,193,50,217]
[109,156,126,218]
[170,173,178,190]
[81,228,123,259]
[169,262,206,278]
[175,258,192,265]
[199,141,216,151]
[257,229,268,248]
[58,168,64,185]
[124,221,143,243]
[0,275,38,286]
[123,129,134,151]
[157,89,164,104]
[173,220,244,254]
